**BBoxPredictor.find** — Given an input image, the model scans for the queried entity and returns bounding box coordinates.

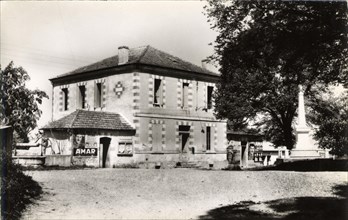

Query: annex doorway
[100,137,111,168]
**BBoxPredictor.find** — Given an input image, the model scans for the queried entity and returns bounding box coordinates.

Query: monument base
[290,149,324,159]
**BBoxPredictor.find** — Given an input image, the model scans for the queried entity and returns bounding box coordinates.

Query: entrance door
[180,133,190,152]
[100,137,111,168]
[179,125,190,153]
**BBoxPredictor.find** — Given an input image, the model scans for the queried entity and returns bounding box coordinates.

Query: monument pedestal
[290,85,323,159]
[291,126,321,158]
[290,150,321,158]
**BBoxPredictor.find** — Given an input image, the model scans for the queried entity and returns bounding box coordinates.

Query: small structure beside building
[13,143,46,167]
[1,126,12,153]
[227,130,263,168]
[1,125,13,165]
[227,130,290,168]
[41,45,228,168]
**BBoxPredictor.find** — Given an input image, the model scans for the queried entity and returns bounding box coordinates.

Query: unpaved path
[21,169,347,219]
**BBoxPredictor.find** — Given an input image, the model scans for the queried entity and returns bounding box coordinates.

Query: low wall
[72,156,99,167]
[45,155,71,167]
[13,156,45,166]
[113,152,228,169]
[15,143,41,156]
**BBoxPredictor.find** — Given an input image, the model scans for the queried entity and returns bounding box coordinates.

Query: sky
[1,1,218,128]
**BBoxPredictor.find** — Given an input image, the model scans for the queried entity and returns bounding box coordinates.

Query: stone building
[42,45,227,168]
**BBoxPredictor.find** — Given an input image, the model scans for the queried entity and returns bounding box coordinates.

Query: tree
[0,61,48,143]
[205,1,348,149]
[308,91,348,157]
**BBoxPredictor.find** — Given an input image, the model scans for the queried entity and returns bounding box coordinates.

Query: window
[154,79,163,107]
[182,82,189,108]
[152,124,162,152]
[207,86,213,109]
[78,85,86,109]
[95,83,102,108]
[179,125,190,152]
[206,126,211,151]
[118,141,133,156]
[62,88,68,111]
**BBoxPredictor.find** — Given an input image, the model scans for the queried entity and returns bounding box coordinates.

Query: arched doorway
[100,137,111,168]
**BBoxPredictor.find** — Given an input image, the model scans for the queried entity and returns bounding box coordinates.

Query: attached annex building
[42,45,227,168]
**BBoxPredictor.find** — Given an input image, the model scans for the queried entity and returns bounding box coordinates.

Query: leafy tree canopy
[308,91,348,156]
[205,1,348,149]
[1,61,48,143]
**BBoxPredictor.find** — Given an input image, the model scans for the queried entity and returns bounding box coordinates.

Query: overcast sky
[1,1,218,127]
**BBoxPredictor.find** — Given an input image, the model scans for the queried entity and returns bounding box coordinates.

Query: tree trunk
[282,120,295,150]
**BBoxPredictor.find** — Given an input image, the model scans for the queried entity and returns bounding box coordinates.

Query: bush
[1,152,42,220]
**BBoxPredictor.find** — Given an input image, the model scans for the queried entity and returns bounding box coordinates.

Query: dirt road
[21,169,347,219]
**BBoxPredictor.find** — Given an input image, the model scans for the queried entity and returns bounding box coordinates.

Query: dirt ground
[21,168,347,220]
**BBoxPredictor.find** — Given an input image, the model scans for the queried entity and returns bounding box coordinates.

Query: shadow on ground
[251,159,348,172]
[198,184,348,220]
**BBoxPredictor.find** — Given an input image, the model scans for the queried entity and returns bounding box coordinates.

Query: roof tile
[42,110,134,131]
[53,45,218,79]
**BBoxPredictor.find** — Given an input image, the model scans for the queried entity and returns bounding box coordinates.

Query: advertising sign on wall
[73,148,98,156]
[73,134,85,148]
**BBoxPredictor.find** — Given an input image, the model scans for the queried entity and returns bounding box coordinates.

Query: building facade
[42,45,227,168]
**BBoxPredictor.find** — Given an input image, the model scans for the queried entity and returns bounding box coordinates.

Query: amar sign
[73,148,98,156]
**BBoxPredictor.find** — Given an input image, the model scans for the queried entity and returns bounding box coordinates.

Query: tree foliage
[205,1,348,149]
[308,91,348,157]
[0,61,48,143]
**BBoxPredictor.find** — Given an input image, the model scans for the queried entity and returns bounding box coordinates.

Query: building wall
[133,72,226,155]
[52,71,218,124]
[136,73,216,118]
[49,70,227,167]
[52,72,134,123]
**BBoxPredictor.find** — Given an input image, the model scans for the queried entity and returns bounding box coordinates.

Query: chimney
[118,46,129,65]
[201,59,208,69]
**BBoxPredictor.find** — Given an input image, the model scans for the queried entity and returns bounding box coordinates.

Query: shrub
[1,152,42,220]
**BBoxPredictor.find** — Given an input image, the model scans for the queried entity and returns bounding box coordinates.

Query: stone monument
[291,85,321,158]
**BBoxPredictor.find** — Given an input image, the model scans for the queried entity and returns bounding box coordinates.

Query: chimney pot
[118,46,129,65]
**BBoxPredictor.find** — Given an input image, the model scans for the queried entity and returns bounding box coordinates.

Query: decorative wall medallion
[114,81,124,98]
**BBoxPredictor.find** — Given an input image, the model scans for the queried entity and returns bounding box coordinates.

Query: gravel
[21,168,347,219]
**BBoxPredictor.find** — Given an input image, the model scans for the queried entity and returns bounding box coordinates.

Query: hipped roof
[42,110,134,131]
[51,45,218,80]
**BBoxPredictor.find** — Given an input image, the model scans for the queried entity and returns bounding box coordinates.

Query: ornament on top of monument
[299,84,303,93]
